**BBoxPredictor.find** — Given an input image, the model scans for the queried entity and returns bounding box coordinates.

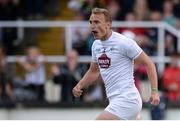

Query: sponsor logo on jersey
[98,53,111,68]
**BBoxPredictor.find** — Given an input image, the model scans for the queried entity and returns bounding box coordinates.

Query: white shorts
[105,91,142,120]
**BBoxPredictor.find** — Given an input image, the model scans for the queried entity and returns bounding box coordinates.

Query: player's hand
[72,84,83,98]
[149,92,160,106]
[51,64,60,75]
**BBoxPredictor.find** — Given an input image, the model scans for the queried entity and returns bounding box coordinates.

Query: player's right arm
[72,62,100,97]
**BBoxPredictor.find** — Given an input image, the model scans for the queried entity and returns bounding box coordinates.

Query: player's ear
[107,22,111,28]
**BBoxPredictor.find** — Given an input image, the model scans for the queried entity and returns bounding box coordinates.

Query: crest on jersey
[98,53,111,68]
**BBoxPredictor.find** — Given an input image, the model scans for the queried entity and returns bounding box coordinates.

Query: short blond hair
[91,8,112,23]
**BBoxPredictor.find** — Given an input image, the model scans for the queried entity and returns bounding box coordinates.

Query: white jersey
[91,31,142,98]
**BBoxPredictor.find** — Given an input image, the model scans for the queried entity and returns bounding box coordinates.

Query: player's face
[89,13,111,40]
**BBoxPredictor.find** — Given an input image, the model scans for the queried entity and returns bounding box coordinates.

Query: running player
[72,8,160,120]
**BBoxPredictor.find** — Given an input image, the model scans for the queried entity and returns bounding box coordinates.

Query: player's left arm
[134,51,160,106]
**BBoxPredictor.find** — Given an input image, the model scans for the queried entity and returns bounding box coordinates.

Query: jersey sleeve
[91,42,97,62]
[123,38,143,59]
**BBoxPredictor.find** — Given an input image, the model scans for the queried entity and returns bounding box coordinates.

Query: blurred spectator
[150,10,162,21]
[119,12,145,36]
[68,0,82,11]
[133,0,150,21]
[51,49,88,102]
[145,11,162,56]
[165,34,176,56]
[0,46,14,103]
[80,0,103,20]
[106,0,123,20]
[125,12,137,21]
[120,13,138,46]
[71,11,90,55]
[16,46,46,101]
[162,51,180,102]
[162,0,176,26]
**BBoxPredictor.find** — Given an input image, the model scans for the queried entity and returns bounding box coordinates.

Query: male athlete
[72,8,160,120]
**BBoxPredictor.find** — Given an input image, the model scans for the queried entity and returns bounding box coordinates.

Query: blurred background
[0,0,180,120]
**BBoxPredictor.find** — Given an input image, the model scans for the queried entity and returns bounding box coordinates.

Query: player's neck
[101,30,112,41]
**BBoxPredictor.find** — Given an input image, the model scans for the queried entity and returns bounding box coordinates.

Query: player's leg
[95,111,121,120]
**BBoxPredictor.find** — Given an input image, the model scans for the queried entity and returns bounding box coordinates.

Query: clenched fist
[149,93,160,106]
[72,84,83,98]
